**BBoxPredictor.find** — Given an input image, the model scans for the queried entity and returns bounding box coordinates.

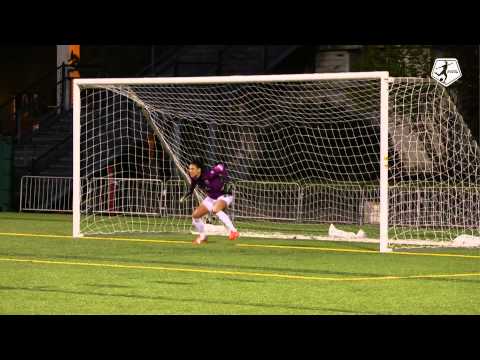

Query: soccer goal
[72,72,480,251]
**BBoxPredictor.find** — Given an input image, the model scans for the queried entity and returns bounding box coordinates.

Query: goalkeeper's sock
[192,218,206,239]
[216,211,236,232]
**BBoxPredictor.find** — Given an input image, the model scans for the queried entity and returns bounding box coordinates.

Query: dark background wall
[0,45,478,142]
[0,45,153,106]
[0,46,56,106]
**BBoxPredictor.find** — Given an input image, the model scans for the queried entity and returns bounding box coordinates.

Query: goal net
[73,73,480,251]
[389,77,480,248]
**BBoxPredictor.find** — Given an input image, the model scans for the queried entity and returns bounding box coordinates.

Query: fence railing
[20,176,480,229]
[20,176,73,212]
[19,176,382,225]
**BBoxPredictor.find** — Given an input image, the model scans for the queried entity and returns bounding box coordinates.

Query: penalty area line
[0,256,479,282]
[0,232,190,245]
[235,243,480,259]
[0,232,478,259]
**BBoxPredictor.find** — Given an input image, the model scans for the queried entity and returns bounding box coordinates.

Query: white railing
[86,177,166,215]
[21,176,479,230]
[20,176,380,224]
[20,176,74,212]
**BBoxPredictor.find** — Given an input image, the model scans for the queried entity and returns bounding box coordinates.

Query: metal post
[60,63,66,114]
[379,76,392,252]
[297,184,303,223]
[72,81,81,238]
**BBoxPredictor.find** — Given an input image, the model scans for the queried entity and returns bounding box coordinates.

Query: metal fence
[20,176,381,225]
[19,176,480,235]
[20,176,73,212]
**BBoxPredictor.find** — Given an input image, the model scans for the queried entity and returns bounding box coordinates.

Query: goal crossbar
[74,72,390,87]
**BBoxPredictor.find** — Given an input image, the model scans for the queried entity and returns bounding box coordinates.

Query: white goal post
[72,72,480,251]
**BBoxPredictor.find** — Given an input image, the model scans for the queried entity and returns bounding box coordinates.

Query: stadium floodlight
[73,72,480,251]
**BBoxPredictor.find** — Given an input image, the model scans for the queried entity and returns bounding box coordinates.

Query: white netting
[78,76,383,238]
[389,78,480,245]
[75,74,480,248]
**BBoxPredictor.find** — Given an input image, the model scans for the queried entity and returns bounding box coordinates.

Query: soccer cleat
[228,230,239,241]
[193,235,208,245]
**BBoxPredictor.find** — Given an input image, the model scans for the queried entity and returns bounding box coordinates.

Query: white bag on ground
[452,235,480,248]
[329,224,366,239]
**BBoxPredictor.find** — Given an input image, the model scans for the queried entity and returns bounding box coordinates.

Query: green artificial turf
[0,212,478,314]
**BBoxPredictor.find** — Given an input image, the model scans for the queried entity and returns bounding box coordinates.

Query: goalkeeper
[180,158,239,244]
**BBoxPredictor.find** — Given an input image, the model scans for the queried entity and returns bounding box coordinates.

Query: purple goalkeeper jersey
[188,163,229,200]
